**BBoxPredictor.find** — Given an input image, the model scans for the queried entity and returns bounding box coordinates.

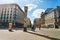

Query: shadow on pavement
[27,31,60,40]
[0,27,23,30]
[0,28,8,30]
[13,28,23,31]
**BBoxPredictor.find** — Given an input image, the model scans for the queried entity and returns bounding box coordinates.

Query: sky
[0,0,60,24]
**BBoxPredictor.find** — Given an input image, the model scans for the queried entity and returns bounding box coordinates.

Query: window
[7,14,9,18]
[7,17,8,19]
[7,14,9,15]
[7,8,9,14]
[10,14,12,15]
[10,16,11,18]
[11,8,12,14]
[5,8,6,14]
[4,14,6,19]
[4,14,6,16]
[1,14,3,19]
[59,11,60,18]
[2,8,3,14]
[10,19,11,22]
[6,20,8,22]
[4,16,5,20]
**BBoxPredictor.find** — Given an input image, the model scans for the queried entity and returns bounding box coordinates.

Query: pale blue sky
[0,0,60,24]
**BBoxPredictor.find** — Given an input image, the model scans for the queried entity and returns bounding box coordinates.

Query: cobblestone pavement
[28,28,60,40]
[0,28,60,40]
[0,29,49,40]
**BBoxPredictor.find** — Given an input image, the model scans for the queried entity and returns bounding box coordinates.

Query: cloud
[38,0,44,2]
[0,0,44,7]
[0,0,15,4]
[32,9,45,18]
[17,0,44,4]
[22,4,37,11]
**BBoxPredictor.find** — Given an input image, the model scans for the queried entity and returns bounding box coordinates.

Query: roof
[41,6,60,16]
[15,4,24,13]
[48,6,60,13]
[45,8,53,13]
[41,8,53,16]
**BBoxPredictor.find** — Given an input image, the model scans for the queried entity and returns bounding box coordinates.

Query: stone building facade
[24,17,31,27]
[41,12,46,28]
[41,6,60,28]
[0,4,28,27]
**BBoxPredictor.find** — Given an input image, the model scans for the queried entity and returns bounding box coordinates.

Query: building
[41,12,46,28]
[41,6,60,29]
[24,17,31,27]
[33,18,41,27]
[0,4,28,27]
[41,8,53,28]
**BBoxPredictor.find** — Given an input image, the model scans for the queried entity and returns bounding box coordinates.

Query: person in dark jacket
[31,25,36,32]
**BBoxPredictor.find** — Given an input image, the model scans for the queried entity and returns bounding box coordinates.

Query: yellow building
[33,18,41,27]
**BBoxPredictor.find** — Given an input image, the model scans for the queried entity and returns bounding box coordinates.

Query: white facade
[44,7,60,28]
[0,4,28,26]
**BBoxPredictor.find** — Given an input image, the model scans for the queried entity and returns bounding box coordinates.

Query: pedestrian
[31,25,33,31]
[31,25,36,32]
[23,21,27,32]
[8,22,13,32]
[39,26,41,30]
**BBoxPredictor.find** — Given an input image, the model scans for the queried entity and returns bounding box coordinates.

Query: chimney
[24,6,28,17]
